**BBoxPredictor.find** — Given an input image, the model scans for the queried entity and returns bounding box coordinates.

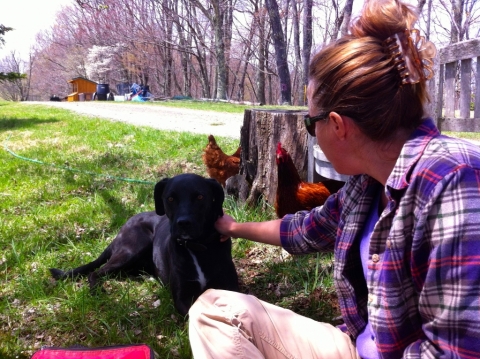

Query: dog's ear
[207,178,225,217]
[154,178,169,216]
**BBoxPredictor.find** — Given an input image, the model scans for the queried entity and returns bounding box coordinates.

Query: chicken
[202,134,241,187]
[275,142,340,218]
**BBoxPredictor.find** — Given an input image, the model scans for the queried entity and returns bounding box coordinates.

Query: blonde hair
[309,0,430,142]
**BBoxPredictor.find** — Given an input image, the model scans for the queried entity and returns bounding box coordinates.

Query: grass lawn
[0,101,338,358]
[122,98,307,113]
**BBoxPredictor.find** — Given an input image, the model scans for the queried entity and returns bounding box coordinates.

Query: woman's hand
[215,213,237,242]
[215,213,283,246]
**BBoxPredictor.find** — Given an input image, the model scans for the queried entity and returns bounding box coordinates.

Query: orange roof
[68,77,97,84]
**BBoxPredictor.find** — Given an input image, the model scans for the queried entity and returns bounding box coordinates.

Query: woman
[188,0,480,358]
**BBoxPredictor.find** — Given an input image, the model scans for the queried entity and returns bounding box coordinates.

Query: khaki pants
[189,289,360,359]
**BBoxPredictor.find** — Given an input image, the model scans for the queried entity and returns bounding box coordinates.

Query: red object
[31,344,154,359]
[202,134,241,187]
[275,142,333,218]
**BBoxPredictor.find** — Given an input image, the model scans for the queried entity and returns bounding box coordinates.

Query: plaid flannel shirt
[280,118,480,358]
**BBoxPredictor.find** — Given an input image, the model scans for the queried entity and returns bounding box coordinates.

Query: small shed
[67,77,97,102]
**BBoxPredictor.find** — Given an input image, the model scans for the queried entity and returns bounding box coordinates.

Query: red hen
[202,134,241,187]
[275,142,332,218]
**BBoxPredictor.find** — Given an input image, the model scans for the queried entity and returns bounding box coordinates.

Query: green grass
[96,98,307,113]
[133,99,256,113]
[443,131,480,140]
[0,101,337,358]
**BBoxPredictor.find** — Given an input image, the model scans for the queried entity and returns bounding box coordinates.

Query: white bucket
[313,145,350,182]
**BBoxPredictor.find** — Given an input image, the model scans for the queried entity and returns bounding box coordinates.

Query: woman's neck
[359,131,411,186]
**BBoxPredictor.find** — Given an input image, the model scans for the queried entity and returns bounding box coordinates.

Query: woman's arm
[215,213,282,246]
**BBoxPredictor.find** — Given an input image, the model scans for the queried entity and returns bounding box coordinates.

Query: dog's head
[154,173,224,247]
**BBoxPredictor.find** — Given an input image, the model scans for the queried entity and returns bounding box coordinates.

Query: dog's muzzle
[176,238,207,252]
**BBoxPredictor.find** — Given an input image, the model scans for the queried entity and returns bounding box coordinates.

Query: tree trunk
[212,1,228,100]
[425,0,433,40]
[265,0,292,105]
[183,0,212,98]
[223,0,234,95]
[189,0,228,100]
[417,0,427,13]
[292,0,303,105]
[256,4,267,105]
[162,0,174,97]
[339,0,354,36]
[450,0,463,43]
[302,0,313,105]
[238,109,309,207]
[330,0,354,40]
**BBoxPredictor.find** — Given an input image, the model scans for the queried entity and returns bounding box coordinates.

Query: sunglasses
[304,112,328,136]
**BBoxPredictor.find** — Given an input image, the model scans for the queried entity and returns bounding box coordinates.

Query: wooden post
[434,38,480,132]
[238,109,308,207]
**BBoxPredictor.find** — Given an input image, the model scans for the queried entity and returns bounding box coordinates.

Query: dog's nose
[176,217,192,229]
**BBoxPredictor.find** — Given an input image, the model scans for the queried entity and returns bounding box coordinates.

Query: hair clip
[383,29,437,85]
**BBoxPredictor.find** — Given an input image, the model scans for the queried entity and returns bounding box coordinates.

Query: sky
[0,0,74,59]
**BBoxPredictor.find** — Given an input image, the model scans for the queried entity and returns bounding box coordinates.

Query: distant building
[67,77,97,101]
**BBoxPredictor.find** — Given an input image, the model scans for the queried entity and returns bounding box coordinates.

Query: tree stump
[238,109,309,207]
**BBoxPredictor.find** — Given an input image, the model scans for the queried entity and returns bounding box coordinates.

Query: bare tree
[0,51,32,100]
[417,0,427,13]
[451,0,464,42]
[430,0,480,44]
[188,0,229,99]
[424,0,434,40]
[265,0,291,104]
[330,0,355,40]
[340,0,355,36]
[291,0,303,105]
[302,0,313,105]
[181,1,214,98]
[230,13,257,101]
[254,0,267,104]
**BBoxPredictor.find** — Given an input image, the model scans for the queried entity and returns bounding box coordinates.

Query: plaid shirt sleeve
[279,191,343,254]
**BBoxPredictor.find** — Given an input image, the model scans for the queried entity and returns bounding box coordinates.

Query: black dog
[50,173,239,315]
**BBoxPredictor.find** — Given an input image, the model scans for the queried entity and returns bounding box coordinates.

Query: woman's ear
[329,112,347,140]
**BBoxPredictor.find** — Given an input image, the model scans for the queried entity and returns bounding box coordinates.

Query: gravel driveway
[23,101,245,139]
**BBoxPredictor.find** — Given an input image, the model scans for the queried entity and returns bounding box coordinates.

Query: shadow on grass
[0,117,60,132]
[59,151,156,227]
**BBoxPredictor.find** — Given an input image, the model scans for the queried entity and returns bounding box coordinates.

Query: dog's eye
[197,195,203,200]
[168,197,174,202]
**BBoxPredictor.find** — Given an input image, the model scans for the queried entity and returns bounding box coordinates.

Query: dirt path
[23,101,244,139]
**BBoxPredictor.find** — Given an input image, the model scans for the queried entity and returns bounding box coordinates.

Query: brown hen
[275,142,335,218]
[202,134,241,187]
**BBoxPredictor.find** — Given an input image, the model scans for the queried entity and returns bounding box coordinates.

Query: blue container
[96,83,110,95]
